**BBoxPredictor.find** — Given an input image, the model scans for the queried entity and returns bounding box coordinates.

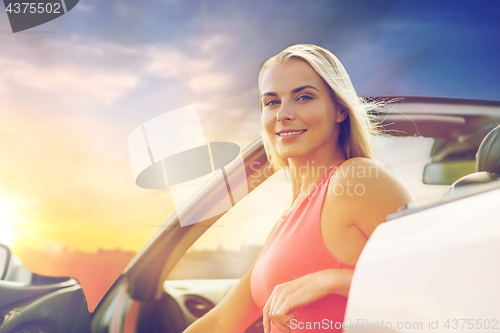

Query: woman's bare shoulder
[333,157,405,189]
[327,156,413,237]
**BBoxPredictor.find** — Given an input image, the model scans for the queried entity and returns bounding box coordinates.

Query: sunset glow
[0,204,17,248]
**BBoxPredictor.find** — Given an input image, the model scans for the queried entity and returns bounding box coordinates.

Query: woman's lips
[276,129,307,141]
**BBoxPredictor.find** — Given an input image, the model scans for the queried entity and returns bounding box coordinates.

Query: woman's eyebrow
[291,85,319,94]
[262,92,278,97]
[261,85,319,98]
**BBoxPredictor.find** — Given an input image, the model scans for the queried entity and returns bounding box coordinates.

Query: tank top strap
[309,161,356,269]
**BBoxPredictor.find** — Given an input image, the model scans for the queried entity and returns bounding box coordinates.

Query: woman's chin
[277,150,306,159]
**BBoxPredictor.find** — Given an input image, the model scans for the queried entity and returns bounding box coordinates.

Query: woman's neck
[287,151,346,205]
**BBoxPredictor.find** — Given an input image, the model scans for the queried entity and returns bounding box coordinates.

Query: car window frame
[114,137,271,302]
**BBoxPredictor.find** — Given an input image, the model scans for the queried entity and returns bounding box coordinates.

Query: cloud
[74,3,94,12]
[187,72,229,93]
[146,47,213,79]
[0,56,138,104]
[143,39,235,94]
[0,34,241,107]
[0,37,144,104]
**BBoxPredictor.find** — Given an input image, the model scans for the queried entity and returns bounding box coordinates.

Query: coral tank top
[251,163,355,332]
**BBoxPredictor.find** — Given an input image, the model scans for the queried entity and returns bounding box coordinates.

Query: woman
[183,44,412,332]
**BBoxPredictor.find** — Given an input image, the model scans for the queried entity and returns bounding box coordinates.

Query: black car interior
[445,124,500,198]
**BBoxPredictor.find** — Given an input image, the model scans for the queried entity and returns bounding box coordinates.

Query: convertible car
[1,96,499,333]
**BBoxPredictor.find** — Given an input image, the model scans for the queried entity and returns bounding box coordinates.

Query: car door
[90,137,279,333]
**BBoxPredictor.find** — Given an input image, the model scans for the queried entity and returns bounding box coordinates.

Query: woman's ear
[336,107,348,123]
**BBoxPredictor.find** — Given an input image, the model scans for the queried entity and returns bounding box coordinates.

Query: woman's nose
[276,102,295,122]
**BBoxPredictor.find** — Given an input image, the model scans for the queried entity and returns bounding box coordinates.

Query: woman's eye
[265,100,279,107]
[297,95,312,101]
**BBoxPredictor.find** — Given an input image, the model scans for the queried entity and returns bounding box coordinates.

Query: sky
[0,0,499,253]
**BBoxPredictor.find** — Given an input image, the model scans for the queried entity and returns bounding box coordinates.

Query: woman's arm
[182,259,262,333]
[340,157,413,238]
[317,268,354,298]
[183,222,280,333]
[261,268,353,333]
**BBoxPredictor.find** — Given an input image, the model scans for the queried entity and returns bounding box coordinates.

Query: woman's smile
[276,129,307,142]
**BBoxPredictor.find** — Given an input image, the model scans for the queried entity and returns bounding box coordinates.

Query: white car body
[344,183,500,332]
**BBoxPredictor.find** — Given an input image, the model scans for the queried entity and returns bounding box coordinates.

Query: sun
[0,204,17,248]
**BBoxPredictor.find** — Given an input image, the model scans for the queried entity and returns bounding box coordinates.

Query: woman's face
[260,60,346,161]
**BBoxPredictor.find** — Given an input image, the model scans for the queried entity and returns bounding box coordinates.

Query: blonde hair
[258,44,381,173]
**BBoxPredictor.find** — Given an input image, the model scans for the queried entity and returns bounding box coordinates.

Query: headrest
[476,124,500,173]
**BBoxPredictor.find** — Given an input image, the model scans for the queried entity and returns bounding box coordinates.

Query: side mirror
[423,160,476,185]
[0,243,11,280]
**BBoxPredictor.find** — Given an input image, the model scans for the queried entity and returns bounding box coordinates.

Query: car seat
[444,124,500,198]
